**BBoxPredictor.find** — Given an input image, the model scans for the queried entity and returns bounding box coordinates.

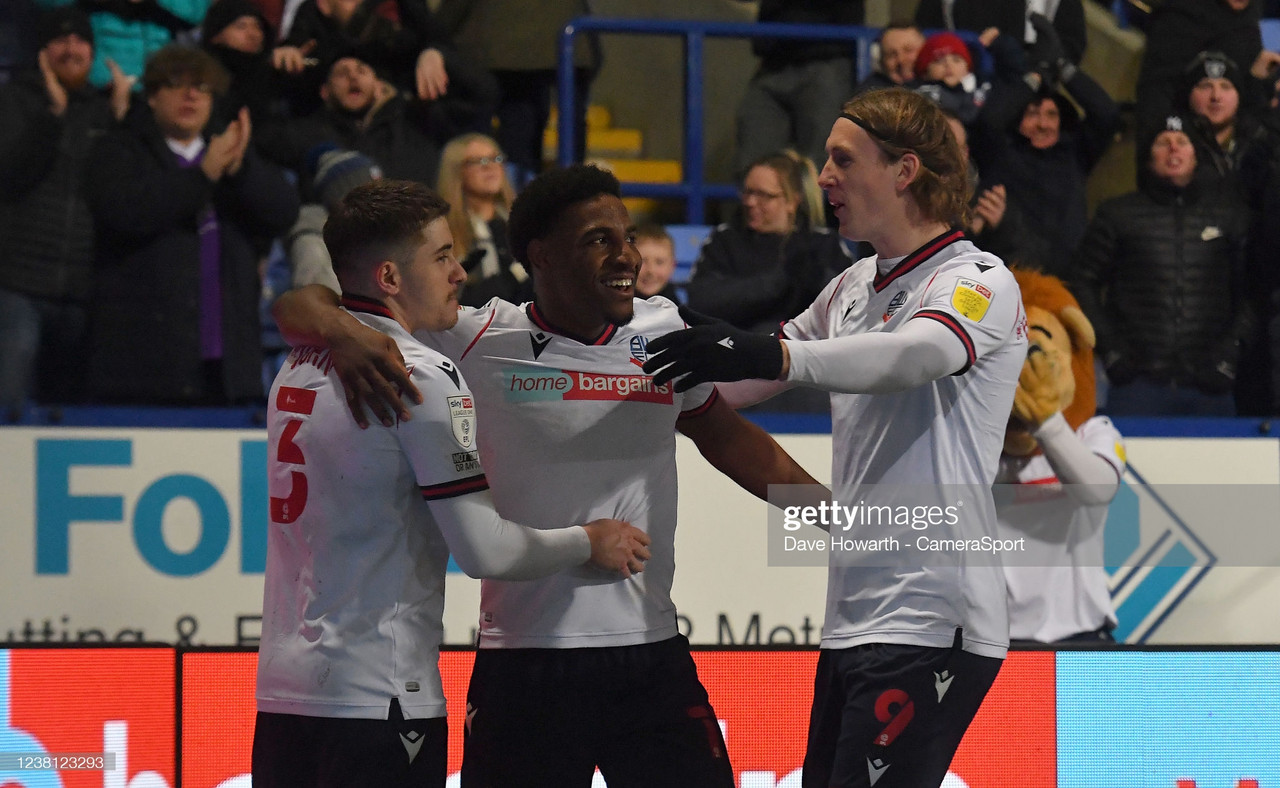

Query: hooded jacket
[972,67,1119,277]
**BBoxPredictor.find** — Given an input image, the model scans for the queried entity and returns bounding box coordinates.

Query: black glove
[641,305,784,393]
[1027,12,1075,87]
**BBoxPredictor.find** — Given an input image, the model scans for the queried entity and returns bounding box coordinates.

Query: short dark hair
[323,180,451,289]
[878,20,922,44]
[142,45,230,97]
[507,164,621,264]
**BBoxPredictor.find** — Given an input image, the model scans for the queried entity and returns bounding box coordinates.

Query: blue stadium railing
[5,405,1278,439]
[555,18,987,224]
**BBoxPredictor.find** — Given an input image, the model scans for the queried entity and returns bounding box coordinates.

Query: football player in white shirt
[272,165,824,787]
[644,88,1027,788]
[253,180,651,788]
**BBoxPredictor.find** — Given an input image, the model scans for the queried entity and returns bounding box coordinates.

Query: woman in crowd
[437,132,530,306]
[685,149,850,334]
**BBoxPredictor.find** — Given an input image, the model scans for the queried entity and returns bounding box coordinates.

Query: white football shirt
[996,415,1124,642]
[420,297,717,648]
[257,302,488,719]
[782,231,1027,659]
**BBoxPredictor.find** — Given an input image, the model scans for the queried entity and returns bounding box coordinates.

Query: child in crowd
[635,223,679,301]
[911,31,990,125]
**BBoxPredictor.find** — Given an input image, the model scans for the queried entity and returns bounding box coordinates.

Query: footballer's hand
[642,311,784,392]
[329,319,422,428]
[582,519,651,577]
[1011,344,1062,428]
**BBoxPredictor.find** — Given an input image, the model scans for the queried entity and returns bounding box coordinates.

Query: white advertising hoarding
[2,428,1277,645]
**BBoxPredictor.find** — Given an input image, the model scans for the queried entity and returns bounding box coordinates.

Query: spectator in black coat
[1176,50,1270,195]
[200,0,294,133]
[258,49,478,194]
[1234,93,1280,414]
[279,0,497,130]
[941,110,1034,268]
[83,45,300,405]
[1074,116,1253,417]
[971,16,1119,278]
[0,7,130,418]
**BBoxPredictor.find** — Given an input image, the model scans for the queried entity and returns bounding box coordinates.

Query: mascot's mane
[1011,267,1096,429]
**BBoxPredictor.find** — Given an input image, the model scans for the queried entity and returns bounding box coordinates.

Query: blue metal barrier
[2,406,1276,437]
[555,18,987,223]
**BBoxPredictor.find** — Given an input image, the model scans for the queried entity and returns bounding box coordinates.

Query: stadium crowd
[1,0,1278,419]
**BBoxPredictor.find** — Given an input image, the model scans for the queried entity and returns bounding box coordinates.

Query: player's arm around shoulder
[676,395,826,505]
[273,285,422,428]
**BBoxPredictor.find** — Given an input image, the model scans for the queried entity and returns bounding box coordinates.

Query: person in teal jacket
[34,0,209,88]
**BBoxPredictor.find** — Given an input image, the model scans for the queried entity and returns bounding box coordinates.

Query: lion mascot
[995,268,1125,644]
[1004,268,1097,455]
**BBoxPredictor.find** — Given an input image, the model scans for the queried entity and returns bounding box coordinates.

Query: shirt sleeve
[1074,415,1127,478]
[908,260,1024,375]
[396,360,489,501]
[398,358,592,579]
[426,490,592,580]
[1031,413,1124,506]
[784,317,969,393]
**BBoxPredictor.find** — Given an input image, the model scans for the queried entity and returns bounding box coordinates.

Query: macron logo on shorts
[400,730,424,763]
[868,757,890,785]
[935,669,954,701]
[502,368,675,404]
